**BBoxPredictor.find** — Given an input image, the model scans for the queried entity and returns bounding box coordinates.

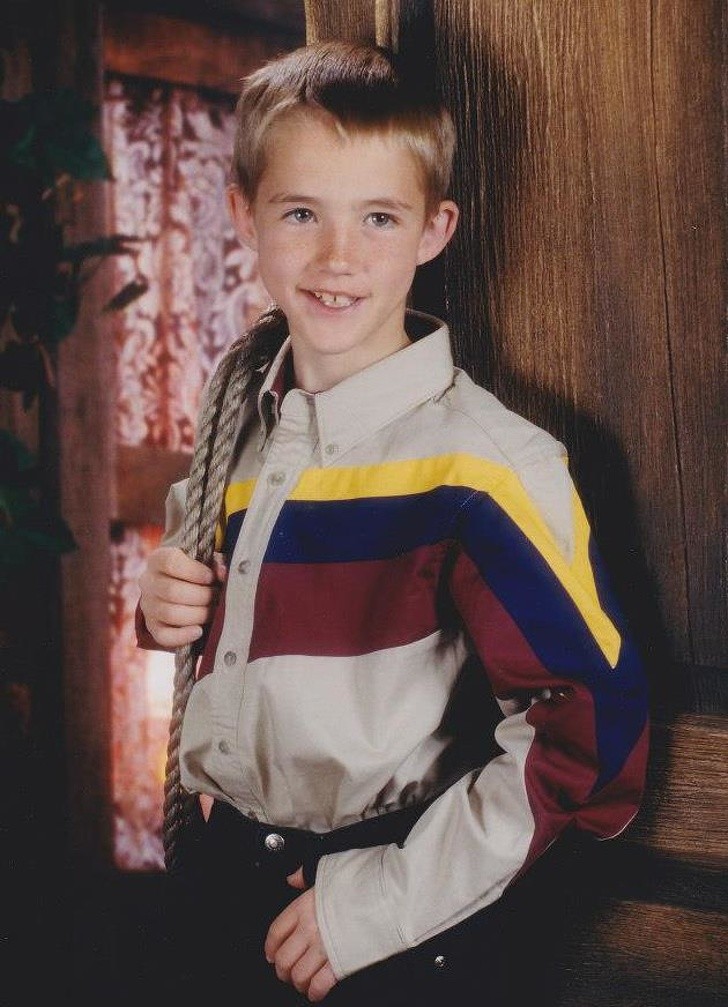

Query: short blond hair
[232,40,456,212]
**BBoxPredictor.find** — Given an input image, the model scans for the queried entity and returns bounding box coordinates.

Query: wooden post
[27,0,114,870]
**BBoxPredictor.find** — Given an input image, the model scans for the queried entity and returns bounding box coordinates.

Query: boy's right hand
[138,546,221,648]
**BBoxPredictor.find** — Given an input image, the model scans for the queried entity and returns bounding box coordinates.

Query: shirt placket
[210,389,318,814]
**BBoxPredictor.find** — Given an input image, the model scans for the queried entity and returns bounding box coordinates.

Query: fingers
[270,934,336,1001]
[150,546,215,585]
[272,930,311,984]
[307,963,337,1002]
[265,891,337,1002]
[139,594,215,647]
[145,600,212,629]
[143,621,204,649]
[290,949,331,997]
[265,903,297,963]
[138,546,223,647]
[150,577,217,608]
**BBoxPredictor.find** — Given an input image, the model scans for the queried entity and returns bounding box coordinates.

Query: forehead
[256,109,427,206]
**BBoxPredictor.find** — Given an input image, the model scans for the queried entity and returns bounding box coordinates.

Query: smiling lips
[309,290,360,309]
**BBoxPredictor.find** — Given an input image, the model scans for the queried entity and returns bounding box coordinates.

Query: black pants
[166,799,514,1006]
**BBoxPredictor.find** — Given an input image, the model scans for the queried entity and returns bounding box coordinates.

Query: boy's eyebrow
[268,193,415,212]
[360,198,415,213]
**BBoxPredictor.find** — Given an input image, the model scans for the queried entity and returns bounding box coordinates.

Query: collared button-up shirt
[155,310,649,979]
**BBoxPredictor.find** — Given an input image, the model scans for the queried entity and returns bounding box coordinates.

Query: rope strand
[162,307,287,872]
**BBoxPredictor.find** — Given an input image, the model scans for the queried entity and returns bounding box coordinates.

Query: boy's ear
[227,184,258,251]
[416,200,459,266]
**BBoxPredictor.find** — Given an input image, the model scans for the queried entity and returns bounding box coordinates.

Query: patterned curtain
[105,75,269,869]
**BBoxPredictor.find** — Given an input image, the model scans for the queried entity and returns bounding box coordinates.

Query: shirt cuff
[314,844,408,979]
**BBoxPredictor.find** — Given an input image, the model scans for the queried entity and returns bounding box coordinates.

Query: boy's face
[229,110,458,390]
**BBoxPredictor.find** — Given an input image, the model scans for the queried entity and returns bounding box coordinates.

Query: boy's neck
[290,328,411,394]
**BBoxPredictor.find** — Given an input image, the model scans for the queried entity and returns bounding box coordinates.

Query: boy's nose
[317,225,358,273]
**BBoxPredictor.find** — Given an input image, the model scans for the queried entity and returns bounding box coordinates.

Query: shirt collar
[257,339,294,436]
[256,309,454,461]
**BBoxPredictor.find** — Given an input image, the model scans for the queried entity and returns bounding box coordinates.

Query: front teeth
[313,291,356,308]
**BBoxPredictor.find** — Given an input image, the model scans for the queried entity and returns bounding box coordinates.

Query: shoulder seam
[441,396,560,475]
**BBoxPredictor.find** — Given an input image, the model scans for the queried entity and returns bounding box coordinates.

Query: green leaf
[0,521,77,573]
[103,278,149,313]
[61,234,142,264]
[20,518,77,556]
[0,343,44,397]
[7,123,39,175]
[48,293,79,343]
[0,430,36,481]
[0,430,77,571]
[45,133,111,182]
[3,89,111,187]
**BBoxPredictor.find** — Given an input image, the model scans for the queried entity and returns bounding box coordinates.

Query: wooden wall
[306,1,727,1004]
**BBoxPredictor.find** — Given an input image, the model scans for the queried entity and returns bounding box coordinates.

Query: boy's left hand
[265,868,337,1002]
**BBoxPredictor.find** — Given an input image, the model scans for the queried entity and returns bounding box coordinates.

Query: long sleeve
[314,453,649,979]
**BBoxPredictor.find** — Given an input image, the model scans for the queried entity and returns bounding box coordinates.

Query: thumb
[286,866,306,890]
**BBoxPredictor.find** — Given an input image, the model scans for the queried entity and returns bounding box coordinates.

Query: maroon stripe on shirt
[198,582,227,679]
[449,551,554,695]
[521,680,600,870]
[450,552,604,869]
[247,542,451,660]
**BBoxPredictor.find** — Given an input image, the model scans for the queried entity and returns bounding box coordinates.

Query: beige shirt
[161,311,648,978]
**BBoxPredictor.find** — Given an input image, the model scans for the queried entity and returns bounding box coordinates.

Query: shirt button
[237,559,249,575]
[268,470,286,486]
[325,443,339,456]
[223,650,237,666]
[434,955,447,968]
[218,740,230,754]
[264,832,285,853]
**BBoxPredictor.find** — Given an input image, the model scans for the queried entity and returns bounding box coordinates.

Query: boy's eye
[367,212,395,228]
[285,207,314,223]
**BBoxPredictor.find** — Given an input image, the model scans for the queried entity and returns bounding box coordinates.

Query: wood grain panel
[628,715,728,865]
[304,0,377,44]
[557,900,728,1006]
[432,0,692,671]
[103,9,290,93]
[591,900,726,978]
[650,0,727,666]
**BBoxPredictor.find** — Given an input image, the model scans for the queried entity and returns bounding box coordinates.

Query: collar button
[325,443,339,456]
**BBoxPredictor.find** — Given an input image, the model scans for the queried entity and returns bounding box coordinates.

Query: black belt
[206,798,431,885]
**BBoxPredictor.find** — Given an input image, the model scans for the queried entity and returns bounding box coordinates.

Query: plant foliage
[0,430,76,581]
[0,87,147,408]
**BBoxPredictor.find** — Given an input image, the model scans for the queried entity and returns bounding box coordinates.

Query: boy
[138,40,649,1006]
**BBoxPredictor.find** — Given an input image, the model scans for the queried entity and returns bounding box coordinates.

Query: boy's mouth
[308,290,360,309]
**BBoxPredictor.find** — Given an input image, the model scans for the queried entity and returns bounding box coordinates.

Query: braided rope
[162,307,287,872]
